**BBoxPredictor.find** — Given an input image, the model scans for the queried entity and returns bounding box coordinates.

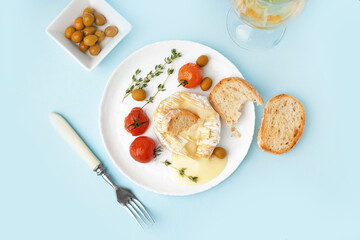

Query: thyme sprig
[161,160,198,183]
[123,69,142,100]
[142,65,174,109]
[122,49,181,101]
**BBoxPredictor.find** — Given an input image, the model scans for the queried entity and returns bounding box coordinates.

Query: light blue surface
[1,0,360,239]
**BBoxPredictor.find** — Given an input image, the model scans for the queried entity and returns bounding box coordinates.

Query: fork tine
[127,203,147,226]
[129,200,152,224]
[132,198,155,223]
[125,205,144,230]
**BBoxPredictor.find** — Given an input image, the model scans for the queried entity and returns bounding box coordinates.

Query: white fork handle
[49,112,101,170]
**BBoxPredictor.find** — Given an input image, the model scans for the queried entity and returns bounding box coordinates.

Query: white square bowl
[46,0,132,71]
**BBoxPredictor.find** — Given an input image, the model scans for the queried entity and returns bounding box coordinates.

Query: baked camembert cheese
[153,92,221,159]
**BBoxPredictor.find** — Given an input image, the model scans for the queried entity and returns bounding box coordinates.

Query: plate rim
[99,40,255,196]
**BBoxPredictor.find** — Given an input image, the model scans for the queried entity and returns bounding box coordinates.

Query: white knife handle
[49,112,101,170]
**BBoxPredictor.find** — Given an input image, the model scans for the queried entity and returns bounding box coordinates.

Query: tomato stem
[153,146,162,158]
[177,79,188,87]
[127,113,148,130]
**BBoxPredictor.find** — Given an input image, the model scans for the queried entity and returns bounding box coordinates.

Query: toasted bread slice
[257,94,305,154]
[166,109,199,136]
[209,77,264,128]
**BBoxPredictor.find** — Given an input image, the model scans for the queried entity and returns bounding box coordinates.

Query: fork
[49,112,154,229]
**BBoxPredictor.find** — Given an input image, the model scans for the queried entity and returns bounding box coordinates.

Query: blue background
[1,0,360,239]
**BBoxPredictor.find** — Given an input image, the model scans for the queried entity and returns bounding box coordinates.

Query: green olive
[89,43,101,56]
[83,26,96,36]
[200,77,212,91]
[79,41,89,53]
[83,7,94,16]
[71,31,83,43]
[131,89,146,101]
[105,26,118,37]
[94,30,105,42]
[94,13,106,26]
[196,55,209,67]
[65,26,75,39]
[83,35,98,46]
[83,13,94,27]
[213,147,227,159]
[74,17,84,30]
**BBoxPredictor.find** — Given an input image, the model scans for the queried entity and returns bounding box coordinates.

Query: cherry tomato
[124,107,149,136]
[129,136,157,163]
[178,63,203,88]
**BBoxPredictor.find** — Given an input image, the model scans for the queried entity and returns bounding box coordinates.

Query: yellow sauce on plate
[171,153,227,186]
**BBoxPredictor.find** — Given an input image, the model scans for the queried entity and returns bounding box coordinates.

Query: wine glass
[226,0,306,50]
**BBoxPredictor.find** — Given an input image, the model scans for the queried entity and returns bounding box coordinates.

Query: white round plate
[100,40,255,196]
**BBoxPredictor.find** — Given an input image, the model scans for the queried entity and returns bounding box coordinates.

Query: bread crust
[257,94,305,154]
[236,78,264,105]
[209,77,264,126]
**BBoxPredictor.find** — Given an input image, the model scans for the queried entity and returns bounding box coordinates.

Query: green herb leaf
[179,168,186,176]
[162,160,172,166]
[147,96,154,103]
[167,68,174,75]
[188,176,198,183]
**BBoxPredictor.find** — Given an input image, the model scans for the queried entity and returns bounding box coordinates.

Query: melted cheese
[171,153,228,185]
[153,92,220,159]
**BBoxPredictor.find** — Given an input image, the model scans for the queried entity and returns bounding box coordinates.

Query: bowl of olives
[46,0,132,71]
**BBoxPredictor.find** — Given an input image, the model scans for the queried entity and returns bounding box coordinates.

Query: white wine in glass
[227,0,305,50]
